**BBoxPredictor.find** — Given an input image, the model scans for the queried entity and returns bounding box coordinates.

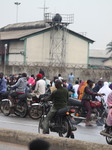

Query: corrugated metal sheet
[0,20,94,43]
[89,49,110,58]
[0,21,49,31]
[0,27,50,40]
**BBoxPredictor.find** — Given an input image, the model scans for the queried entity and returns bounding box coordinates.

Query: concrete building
[89,49,112,68]
[103,56,112,67]
[0,20,94,75]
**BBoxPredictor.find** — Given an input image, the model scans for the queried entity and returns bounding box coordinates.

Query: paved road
[0,113,107,145]
[0,141,27,150]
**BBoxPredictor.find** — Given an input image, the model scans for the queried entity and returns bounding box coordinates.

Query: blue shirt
[68,74,75,82]
[0,78,7,93]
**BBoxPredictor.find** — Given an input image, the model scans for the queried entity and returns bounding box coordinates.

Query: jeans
[43,106,57,133]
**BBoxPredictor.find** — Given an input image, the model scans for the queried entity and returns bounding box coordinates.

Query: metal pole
[14,2,21,23]
[43,0,46,20]
[4,44,7,75]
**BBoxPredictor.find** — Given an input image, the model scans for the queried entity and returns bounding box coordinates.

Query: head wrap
[36,73,43,79]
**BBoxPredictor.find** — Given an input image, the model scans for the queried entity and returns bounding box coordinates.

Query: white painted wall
[9,41,24,64]
[26,30,89,66]
[26,32,50,64]
[8,30,90,67]
[66,33,89,65]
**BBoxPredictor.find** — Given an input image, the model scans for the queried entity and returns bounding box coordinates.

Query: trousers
[43,106,57,133]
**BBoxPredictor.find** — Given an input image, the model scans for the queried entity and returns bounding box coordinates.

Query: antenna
[39,0,49,20]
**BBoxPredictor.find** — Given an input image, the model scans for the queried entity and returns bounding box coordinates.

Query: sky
[0,0,112,50]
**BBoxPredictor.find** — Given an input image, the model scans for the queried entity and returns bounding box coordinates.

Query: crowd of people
[0,70,112,133]
[0,70,112,148]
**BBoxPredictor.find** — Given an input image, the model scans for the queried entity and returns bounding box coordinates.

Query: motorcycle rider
[101,91,112,134]
[42,79,69,134]
[97,82,111,103]
[32,73,46,98]
[10,72,28,106]
[82,80,103,126]
[0,72,8,99]
[93,79,104,93]
[0,72,7,93]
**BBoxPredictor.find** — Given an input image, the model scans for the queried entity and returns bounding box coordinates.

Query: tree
[106,41,112,54]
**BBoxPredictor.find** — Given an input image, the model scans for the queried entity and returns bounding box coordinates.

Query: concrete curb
[0,128,111,150]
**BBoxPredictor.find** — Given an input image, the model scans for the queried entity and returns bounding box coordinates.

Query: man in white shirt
[33,74,46,98]
[96,82,111,103]
[58,74,63,81]
[73,81,79,98]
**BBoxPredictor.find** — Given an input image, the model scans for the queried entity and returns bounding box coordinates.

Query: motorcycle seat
[68,97,83,106]
[55,107,68,116]
[18,93,27,100]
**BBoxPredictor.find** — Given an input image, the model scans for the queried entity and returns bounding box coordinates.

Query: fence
[1,64,112,82]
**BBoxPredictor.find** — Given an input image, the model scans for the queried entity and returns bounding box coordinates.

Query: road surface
[0,141,27,150]
[0,113,107,145]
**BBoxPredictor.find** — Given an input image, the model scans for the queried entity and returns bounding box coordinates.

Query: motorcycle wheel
[106,137,112,145]
[99,111,107,125]
[29,105,43,119]
[0,101,2,111]
[1,101,10,116]
[15,101,28,118]
[38,116,44,134]
[58,119,72,138]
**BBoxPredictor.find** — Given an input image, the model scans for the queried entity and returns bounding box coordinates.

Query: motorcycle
[38,97,77,138]
[0,93,30,118]
[29,86,51,120]
[0,92,9,109]
[29,94,51,119]
[100,129,112,145]
[68,96,108,125]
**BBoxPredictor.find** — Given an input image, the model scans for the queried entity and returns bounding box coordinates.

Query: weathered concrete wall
[2,65,112,82]
[0,128,111,150]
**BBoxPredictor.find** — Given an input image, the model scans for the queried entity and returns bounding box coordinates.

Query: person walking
[68,73,75,83]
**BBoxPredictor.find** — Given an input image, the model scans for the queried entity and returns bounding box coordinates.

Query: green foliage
[106,41,112,54]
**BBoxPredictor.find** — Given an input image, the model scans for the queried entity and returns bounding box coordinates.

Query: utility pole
[14,2,21,23]
[4,44,7,75]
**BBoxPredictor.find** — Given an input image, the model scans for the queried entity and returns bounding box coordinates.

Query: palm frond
[106,41,112,54]
[106,49,112,54]
[106,42,112,47]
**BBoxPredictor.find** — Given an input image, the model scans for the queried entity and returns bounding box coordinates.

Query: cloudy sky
[0,0,112,50]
